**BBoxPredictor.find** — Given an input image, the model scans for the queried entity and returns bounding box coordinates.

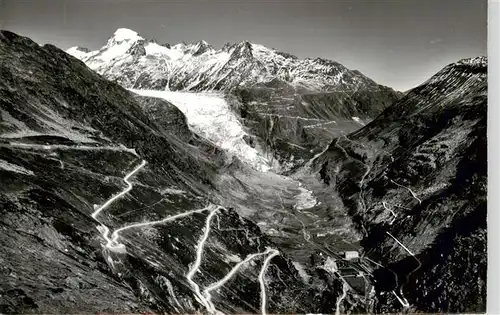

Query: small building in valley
[342,251,360,261]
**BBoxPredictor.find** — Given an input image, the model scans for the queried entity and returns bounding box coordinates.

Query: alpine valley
[0,28,486,315]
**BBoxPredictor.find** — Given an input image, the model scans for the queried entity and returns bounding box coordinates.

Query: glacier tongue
[130,89,272,172]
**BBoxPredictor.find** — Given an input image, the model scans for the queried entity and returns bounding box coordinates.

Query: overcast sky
[1,0,487,91]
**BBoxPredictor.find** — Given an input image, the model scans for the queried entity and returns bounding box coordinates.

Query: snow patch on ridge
[66,47,91,60]
[145,42,185,60]
[129,89,272,172]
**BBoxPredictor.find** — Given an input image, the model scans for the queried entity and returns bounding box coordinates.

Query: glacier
[130,89,272,172]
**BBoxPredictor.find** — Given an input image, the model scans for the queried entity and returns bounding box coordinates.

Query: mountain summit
[67,28,399,93]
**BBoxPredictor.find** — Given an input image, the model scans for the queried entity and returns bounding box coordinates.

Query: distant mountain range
[67,28,398,94]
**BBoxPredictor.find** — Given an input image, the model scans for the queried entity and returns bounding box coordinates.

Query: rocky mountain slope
[1,28,486,315]
[229,80,401,171]
[68,28,402,171]
[303,56,487,313]
[0,30,357,314]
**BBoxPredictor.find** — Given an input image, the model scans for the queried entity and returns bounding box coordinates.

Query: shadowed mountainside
[305,56,487,313]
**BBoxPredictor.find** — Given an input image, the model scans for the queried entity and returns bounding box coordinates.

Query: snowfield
[130,89,272,172]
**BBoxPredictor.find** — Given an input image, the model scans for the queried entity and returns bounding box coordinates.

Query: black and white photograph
[0,0,492,314]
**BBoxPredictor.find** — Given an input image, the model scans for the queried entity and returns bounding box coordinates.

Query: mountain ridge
[67,28,400,94]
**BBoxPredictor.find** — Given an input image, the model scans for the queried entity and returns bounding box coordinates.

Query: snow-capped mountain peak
[186,40,214,56]
[110,28,143,43]
[67,28,398,93]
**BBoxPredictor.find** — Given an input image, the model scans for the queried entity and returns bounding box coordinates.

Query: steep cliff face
[0,30,348,314]
[307,56,487,313]
[230,80,402,172]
